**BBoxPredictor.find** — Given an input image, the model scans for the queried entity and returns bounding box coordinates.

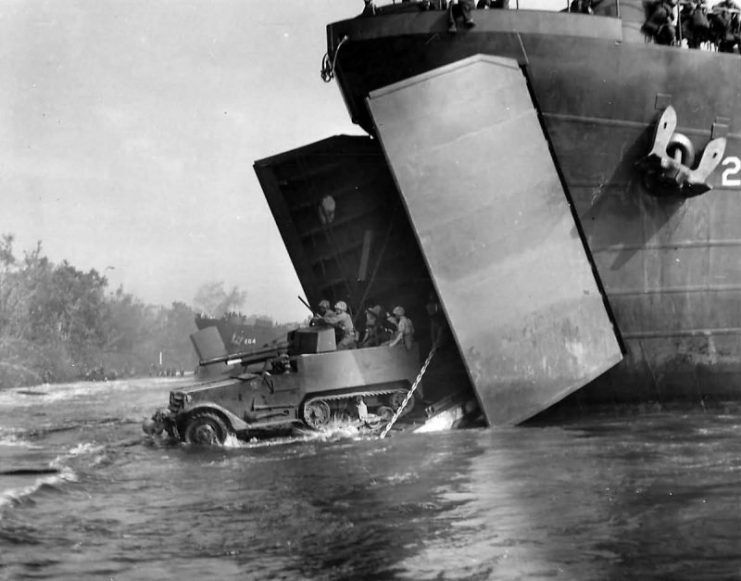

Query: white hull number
[722,156,741,187]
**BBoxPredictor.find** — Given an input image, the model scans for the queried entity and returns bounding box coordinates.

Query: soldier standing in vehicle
[386,306,415,350]
[311,299,334,326]
[316,299,333,317]
[359,305,391,347]
[322,300,357,350]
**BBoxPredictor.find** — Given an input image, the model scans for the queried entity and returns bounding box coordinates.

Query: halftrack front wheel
[302,399,331,429]
[182,411,229,445]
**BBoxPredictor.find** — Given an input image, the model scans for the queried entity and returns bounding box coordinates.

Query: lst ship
[253,0,741,427]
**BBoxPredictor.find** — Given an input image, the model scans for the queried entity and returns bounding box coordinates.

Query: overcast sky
[0,0,364,323]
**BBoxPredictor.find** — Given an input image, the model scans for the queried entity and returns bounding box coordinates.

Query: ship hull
[194,316,288,354]
[321,10,741,404]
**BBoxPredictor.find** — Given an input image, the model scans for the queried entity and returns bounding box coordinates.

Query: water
[1,378,741,580]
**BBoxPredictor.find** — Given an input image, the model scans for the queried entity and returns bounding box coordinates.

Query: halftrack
[144,325,421,444]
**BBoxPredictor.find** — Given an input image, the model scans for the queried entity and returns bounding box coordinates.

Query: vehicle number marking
[721,156,741,187]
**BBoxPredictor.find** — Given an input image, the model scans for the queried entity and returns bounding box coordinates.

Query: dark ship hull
[256,2,741,425]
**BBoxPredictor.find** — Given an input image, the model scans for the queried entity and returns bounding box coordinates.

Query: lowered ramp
[367,55,622,426]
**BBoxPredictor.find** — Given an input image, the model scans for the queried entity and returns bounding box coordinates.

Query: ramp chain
[379,344,437,439]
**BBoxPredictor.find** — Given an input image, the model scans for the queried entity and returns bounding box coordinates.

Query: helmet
[392,306,405,317]
[366,305,382,317]
[318,299,330,309]
[334,301,347,312]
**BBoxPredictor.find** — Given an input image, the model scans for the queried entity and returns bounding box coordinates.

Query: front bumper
[142,408,177,438]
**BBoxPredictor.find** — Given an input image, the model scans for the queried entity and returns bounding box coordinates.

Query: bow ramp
[366,54,623,426]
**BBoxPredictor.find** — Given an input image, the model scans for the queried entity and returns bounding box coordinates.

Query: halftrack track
[301,385,415,429]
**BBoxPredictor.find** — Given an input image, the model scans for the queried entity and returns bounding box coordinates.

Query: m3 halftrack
[143,325,421,445]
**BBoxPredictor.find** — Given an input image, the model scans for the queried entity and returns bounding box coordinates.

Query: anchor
[636,105,727,198]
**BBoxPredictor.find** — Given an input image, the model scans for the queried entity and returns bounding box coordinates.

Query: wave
[0,466,76,514]
[0,440,110,517]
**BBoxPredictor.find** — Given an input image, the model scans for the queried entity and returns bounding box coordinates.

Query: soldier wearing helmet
[386,305,415,350]
[317,299,331,315]
[360,304,392,347]
[311,299,335,327]
[321,300,357,350]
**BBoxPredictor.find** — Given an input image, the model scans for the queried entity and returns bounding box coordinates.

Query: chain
[320,35,349,83]
[378,343,437,439]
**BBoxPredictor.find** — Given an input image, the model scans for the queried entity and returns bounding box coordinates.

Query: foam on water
[0,428,42,449]
[213,420,367,450]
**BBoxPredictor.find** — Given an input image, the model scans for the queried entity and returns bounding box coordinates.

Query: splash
[216,417,372,450]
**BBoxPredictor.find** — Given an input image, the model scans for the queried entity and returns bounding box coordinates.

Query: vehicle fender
[181,403,250,432]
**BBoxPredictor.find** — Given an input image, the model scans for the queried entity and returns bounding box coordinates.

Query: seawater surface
[1,377,740,580]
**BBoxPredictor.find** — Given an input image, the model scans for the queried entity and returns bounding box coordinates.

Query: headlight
[168,392,190,412]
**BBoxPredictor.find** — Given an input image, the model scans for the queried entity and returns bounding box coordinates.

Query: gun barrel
[298,295,315,314]
[200,342,289,367]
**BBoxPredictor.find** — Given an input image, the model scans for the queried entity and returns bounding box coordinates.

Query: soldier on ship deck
[361,0,376,16]
[477,0,510,9]
[642,0,678,45]
[448,0,476,33]
[712,0,741,52]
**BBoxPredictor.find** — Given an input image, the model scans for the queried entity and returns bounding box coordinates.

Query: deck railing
[365,0,621,15]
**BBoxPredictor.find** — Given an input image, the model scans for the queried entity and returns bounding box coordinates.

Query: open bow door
[366,55,622,426]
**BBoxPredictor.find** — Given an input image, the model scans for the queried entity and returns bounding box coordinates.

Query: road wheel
[302,399,331,429]
[364,405,395,429]
[376,405,395,423]
[183,411,228,445]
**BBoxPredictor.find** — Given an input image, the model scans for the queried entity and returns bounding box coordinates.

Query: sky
[0,0,365,323]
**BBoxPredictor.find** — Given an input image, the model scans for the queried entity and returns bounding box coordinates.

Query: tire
[182,411,229,445]
[365,405,394,429]
[301,399,331,430]
[376,405,394,421]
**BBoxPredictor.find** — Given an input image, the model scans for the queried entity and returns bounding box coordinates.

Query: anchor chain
[379,343,437,439]
[320,35,349,83]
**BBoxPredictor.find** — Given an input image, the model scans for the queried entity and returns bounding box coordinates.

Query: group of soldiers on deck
[361,0,509,32]
[642,0,741,51]
[359,0,741,52]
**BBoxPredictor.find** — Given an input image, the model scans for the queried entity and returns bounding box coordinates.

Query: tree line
[0,234,277,388]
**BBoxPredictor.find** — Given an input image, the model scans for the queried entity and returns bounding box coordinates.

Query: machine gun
[298,295,316,315]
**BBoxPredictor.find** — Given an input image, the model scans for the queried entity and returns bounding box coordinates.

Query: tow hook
[142,409,169,436]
